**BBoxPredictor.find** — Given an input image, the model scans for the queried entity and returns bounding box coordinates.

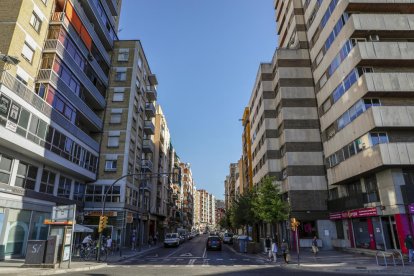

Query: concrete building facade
[0,0,121,258]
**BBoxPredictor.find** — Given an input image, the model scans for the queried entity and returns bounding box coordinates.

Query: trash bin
[238,235,248,253]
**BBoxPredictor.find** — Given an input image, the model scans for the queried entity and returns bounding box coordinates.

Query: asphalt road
[65,234,400,276]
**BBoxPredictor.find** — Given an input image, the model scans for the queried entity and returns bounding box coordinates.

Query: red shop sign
[329,207,378,220]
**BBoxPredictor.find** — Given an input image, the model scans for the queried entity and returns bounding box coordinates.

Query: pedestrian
[106,235,113,255]
[312,236,319,258]
[265,236,271,260]
[270,239,278,263]
[154,232,158,245]
[405,234,414,263]
[131,232,136,251]
[281,239,289,264]
[82,234,92,248]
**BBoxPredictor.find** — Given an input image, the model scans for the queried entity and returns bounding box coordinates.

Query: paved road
[65,234,402,276]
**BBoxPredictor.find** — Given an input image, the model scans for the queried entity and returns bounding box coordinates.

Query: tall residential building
[0,0,120,258]
[83,40,157,247]
[224,163,237,211]
[179,162,194,230]
[215,199,225,228]
[194,189,216,230]
[302,0,414,251]
[150,105,171,238]
[241,107,253,191]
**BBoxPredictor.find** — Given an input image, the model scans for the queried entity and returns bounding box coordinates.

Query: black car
[206,236,222,251]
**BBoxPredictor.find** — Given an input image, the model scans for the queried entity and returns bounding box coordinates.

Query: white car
[223,233,234,244]
[164,233,180,247]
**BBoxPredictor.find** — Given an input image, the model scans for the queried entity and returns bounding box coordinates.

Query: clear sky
[119,0,277,199]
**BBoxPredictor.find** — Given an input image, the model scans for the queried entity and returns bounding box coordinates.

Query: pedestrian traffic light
[98,216,108,233]
[290,217,300,231]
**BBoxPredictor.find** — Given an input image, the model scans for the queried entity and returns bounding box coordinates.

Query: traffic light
[98,216,108,233]
[290,217,300,231]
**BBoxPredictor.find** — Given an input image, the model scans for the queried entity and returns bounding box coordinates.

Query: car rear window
[224,233,233,237]
[166,234,177,238]
[209,237,220,241]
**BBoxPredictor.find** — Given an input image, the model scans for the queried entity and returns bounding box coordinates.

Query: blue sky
[119,0,276,199]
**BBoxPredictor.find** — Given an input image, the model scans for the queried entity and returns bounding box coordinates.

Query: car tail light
[208,241,211,245]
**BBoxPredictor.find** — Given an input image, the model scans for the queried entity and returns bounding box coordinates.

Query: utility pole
[290,218,300,266]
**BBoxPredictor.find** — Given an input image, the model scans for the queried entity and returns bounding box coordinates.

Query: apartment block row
[193,189,216,232]
[0,0,194,259]
[230,0,414,253]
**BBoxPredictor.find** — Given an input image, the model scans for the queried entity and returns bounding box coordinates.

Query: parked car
[179,235,186,244]
[164,233,180,247]
[223,233,234,244]
[206,236,222,251]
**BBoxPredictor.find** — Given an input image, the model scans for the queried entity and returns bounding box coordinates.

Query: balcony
[145,85,157,102]
[0,71,99,151]
[106,0,119,16]
[148,74,158,86]
[50,12,110,65]
[141,159,153,172]
[328,142,414,185]
[79,0,114,49]
[144,120,155,135]
[145,102,156,118]
[142,139,154,153]
[36,69,103,130]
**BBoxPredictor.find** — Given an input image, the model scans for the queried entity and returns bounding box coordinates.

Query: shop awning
[74,224,93,233]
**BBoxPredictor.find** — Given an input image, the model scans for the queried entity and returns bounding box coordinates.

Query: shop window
[15,161,38,190]
[5,209,31,255]
[29,211,50,240]
[40,170,56,194]
[299,221,317,238]
[0,154,13,185]
[57,176,72,198]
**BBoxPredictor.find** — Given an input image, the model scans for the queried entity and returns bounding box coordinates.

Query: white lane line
[216,258,223,261]
[202,247,207,258]
[229,258,236,261]
[186,258,196,267]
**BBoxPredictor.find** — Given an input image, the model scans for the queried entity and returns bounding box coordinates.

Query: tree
[253,176,289,239]
[230,190,258,234]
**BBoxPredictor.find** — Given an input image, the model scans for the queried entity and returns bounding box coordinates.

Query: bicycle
[79,242,108,262]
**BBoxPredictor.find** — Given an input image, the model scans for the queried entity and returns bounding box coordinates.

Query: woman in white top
[270,239,278,262]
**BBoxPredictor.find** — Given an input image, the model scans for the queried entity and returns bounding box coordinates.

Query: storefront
[330,207,413,252]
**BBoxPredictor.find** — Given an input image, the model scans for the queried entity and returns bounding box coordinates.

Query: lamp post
[96,172,177,262]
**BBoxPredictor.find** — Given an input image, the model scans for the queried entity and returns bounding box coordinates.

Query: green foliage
[253,176,289,224]
[229,190,257,229]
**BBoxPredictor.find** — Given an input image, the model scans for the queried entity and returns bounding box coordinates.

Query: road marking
[216,258,223,261]
[202,247,207,258]
[229,258,236,261]
[164,258,171,261]
[186,258,196,267]
[202,259,209,267]
[180,253,193,257]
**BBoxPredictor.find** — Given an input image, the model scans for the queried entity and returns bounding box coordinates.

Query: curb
[109,245,164,263]
[33,263,107,276]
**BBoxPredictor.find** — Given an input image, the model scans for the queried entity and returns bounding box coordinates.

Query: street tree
[230,190,257,235]
[253,176,289,239]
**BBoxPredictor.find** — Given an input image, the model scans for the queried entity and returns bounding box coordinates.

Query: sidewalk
[0,244,163,276]
[256,249,414,275]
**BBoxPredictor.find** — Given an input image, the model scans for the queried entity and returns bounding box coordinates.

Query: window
[0,154,13,185]
[22,42,35,63]
[30,12,42,32]
[40,170,56,194]
[115,68,127,81]
[57,176,71,198]
[364,175,379,203]
[370,132,388,146]
[73,181,85,201]
[329,188,339,200]
[113,87,125,102]
[118,48,129,61]
[105,160,117,171]
[15,162,38,190]
[108,132,120,147]
[110,109,122,124]
[105,185,121,202]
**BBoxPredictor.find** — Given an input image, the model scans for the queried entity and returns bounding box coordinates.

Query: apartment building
[179,162,194,230]
[241,107,253,191]
[300,0,414,252]
[194,189,216,231]
[215,199,225,228]
[0,0,120,258]
[224,163,237,211]
[149,105,171,238]
[82,39,157,247]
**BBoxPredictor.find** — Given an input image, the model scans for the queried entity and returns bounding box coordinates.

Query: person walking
[106,235,113,255]
[281,239,289,264]
[312,236,319,258]
[265,236,271,260]
[270,239,278,263]
[405,234,414,263]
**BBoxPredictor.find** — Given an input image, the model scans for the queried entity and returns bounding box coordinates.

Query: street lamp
[96,172,178,262]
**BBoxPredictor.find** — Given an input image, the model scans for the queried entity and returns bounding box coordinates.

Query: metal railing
[375,250,405,267]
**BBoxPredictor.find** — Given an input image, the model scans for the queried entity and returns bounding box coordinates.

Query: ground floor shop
[0,194,54,259]
[329,206,413,253]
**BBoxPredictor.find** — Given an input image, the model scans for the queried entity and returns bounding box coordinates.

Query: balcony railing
[42,40,106,108]
[143,139,154,153]
[144,120,155,135]
[141,159,153,172]
[0,71,99,151]
[145,85,157,101]
[36,69,102,130]
[145,102,156,117]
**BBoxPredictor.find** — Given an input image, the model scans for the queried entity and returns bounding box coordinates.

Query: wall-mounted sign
[8,103,20,123]
[329,207,378,220]
[0,95,11,117]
